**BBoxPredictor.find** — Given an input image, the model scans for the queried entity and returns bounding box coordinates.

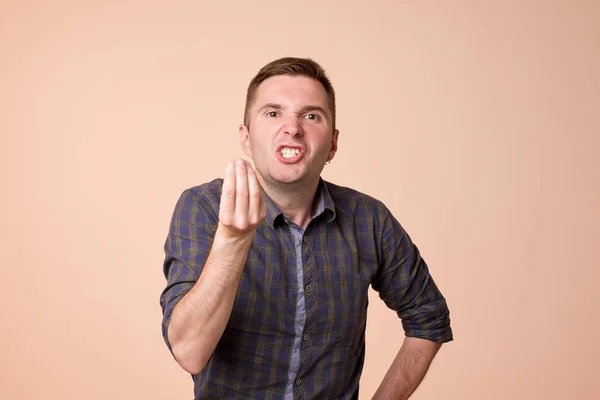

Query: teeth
[281,148,300,159]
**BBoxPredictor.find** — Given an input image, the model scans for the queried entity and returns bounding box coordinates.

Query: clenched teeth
[281,148,300,159]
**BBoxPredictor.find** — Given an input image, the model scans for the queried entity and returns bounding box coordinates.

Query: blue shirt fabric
[160,177,453,399]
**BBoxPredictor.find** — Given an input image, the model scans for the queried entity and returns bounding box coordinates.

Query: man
[160,57,453,399]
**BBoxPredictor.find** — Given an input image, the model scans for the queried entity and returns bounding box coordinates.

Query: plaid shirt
[160,178,453,399]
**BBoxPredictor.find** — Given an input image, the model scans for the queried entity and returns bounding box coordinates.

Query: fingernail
[237,159,245,166]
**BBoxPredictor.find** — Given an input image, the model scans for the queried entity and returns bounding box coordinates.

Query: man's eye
[266,111,279,117]
[305,113,320,120]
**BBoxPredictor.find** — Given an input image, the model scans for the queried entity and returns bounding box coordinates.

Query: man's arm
[372,337,442,400]
[371,204,453,398]
[167,227,253,374]
[165,160,266,375]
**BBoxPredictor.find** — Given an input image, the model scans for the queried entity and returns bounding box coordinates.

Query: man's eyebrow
[256,103,330,117]
[256,103,283,113]
[300,105,329,115]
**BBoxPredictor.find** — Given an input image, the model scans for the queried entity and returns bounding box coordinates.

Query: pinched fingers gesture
[218,159,266,237]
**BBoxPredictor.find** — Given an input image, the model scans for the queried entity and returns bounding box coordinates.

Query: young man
[160,57,453,399]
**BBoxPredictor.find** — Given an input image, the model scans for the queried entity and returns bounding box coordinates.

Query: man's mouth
[280,147,301,159]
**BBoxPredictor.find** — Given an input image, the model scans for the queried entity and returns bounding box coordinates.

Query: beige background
[2,1,599,399]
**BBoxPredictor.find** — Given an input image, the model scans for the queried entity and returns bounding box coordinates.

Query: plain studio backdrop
[1,1,599,399]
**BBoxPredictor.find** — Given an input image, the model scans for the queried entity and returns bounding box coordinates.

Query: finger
[247,165,263,223]
[235,159,249,224]
[219,161,236,222]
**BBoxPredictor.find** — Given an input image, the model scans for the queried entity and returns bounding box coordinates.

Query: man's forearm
[167,227,254,374]
[372,337,442,400]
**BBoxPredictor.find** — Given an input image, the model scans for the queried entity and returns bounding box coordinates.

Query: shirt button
[296,378,302,385]
[305,285,311,292]
[302,236,309,243]
[303,334,309,340]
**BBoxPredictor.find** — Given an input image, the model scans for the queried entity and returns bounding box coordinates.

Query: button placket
[298,229,314,382]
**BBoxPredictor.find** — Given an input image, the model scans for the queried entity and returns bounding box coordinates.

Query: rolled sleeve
[372,208,453,343]
[159,187,218,352]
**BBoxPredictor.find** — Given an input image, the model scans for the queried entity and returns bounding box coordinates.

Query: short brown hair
[243,57,336,130]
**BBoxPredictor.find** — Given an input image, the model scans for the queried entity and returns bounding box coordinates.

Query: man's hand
[217,159,267,240]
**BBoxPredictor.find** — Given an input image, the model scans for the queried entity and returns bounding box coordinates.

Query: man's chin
[269,172,308,186]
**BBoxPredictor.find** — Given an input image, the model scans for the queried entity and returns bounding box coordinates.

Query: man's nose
[282,114,303,136]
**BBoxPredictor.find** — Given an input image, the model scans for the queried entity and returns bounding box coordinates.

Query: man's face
[239,75,339,189]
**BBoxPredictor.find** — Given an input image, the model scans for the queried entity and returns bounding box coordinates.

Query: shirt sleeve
[371,206,453,343]
[159,188,218,353]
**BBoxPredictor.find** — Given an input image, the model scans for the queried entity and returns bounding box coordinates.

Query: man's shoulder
[323,180,390,215]
[175,178,224,212]
[185,178,224,200]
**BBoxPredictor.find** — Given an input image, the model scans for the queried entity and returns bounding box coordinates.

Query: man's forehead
[253,75,329,107]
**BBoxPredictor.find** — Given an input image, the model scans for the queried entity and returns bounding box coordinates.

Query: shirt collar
[263,178,337,228]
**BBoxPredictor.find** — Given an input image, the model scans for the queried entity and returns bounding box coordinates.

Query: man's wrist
[213,223,256,250]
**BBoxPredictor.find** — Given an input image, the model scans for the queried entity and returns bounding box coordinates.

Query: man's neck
[261,178,320,230]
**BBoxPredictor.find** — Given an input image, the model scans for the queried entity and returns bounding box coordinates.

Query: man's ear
[327,129,339,162]
[239,123,252,158]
